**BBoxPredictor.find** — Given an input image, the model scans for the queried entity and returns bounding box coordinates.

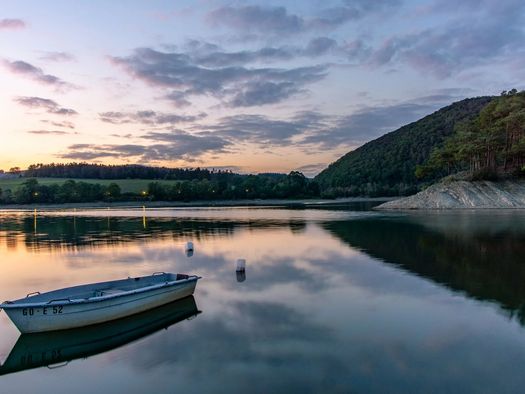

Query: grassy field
[0,178,182,193]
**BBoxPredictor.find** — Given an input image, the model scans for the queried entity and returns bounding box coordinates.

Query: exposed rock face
[377,180,525,209]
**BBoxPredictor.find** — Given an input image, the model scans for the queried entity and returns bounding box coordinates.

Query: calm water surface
[1,205,525,393]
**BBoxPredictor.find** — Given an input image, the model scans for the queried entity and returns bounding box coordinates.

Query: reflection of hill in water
[323,214,525,324]
[0,216,307,252]
[0,296,200,376]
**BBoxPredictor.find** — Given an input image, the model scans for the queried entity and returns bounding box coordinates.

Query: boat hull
[2,279,197,334]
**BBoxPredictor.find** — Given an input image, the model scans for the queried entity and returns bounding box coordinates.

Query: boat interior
[5,273,191,305]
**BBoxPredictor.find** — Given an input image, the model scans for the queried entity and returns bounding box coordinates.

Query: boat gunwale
[0,275,201,309]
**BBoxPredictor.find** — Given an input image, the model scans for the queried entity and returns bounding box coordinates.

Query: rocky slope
[376,180,525,209]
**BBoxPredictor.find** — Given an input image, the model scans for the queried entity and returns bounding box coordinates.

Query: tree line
[417,90,525,180]
[24,163,231,181]
[0,179,122,204]
[0,172,320,205]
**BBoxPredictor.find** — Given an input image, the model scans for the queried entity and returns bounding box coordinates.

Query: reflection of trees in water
[289,221,307,234]
[0,216,309,252]
[323,217,525,326]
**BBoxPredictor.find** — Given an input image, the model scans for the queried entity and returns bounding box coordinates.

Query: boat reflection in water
[236,270,246,283]
[0,296,200,376]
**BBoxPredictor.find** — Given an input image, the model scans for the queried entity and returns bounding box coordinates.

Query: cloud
[229,81,303,107]
[14,96,78,116]
[213,93,469,151]
[63,112,318,163]
[40,119,75,129]
[368,0,525,78]
[141,131,230,160]
[39,51,75,62]
[309,0,401,29]
[109,133,134,139]
[99,110,206,125]
[110,47,327,107]
[60,144,148,160]
[181,37,358,70]
[64,111,326,163]
[110,37,372,108]
[206,2,400,35]
[61,130,229,162]
[201,112,327,145]
[170,2,523,85]
[424,0,522,16]
[193,107,386,152]
[300,94,463,148]
[207,5,304,35]
[3,59,75,89]
[303,37,338,56]
[26,130,72,135]
[192,94,466,153]
[0,19,25,30]
[123,299,336,391]
[61,93,464,164]
[188,45,294,68]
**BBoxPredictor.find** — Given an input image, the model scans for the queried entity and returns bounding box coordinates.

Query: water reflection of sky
[1,208,525,393]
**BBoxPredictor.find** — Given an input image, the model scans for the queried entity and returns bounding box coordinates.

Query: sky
[0,0,524,176]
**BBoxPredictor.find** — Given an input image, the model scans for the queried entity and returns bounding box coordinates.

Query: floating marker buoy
[236,258,246,272]
[185,242,194,257]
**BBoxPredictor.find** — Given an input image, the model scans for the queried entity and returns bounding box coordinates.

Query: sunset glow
[1,1,523,175]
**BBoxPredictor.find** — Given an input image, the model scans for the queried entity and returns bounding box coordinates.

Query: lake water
[1,205,525,393]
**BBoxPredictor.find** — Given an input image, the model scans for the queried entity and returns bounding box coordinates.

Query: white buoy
[185,242,194,257]
[236,258,246,272]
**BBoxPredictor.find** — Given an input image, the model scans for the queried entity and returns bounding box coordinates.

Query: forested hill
[315,96,493,197]
[417,90,525,180]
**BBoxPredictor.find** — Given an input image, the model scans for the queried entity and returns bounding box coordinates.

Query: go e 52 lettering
[22,306,63,316]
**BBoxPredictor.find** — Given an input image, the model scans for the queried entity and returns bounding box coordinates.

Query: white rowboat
[0,272,200,334]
